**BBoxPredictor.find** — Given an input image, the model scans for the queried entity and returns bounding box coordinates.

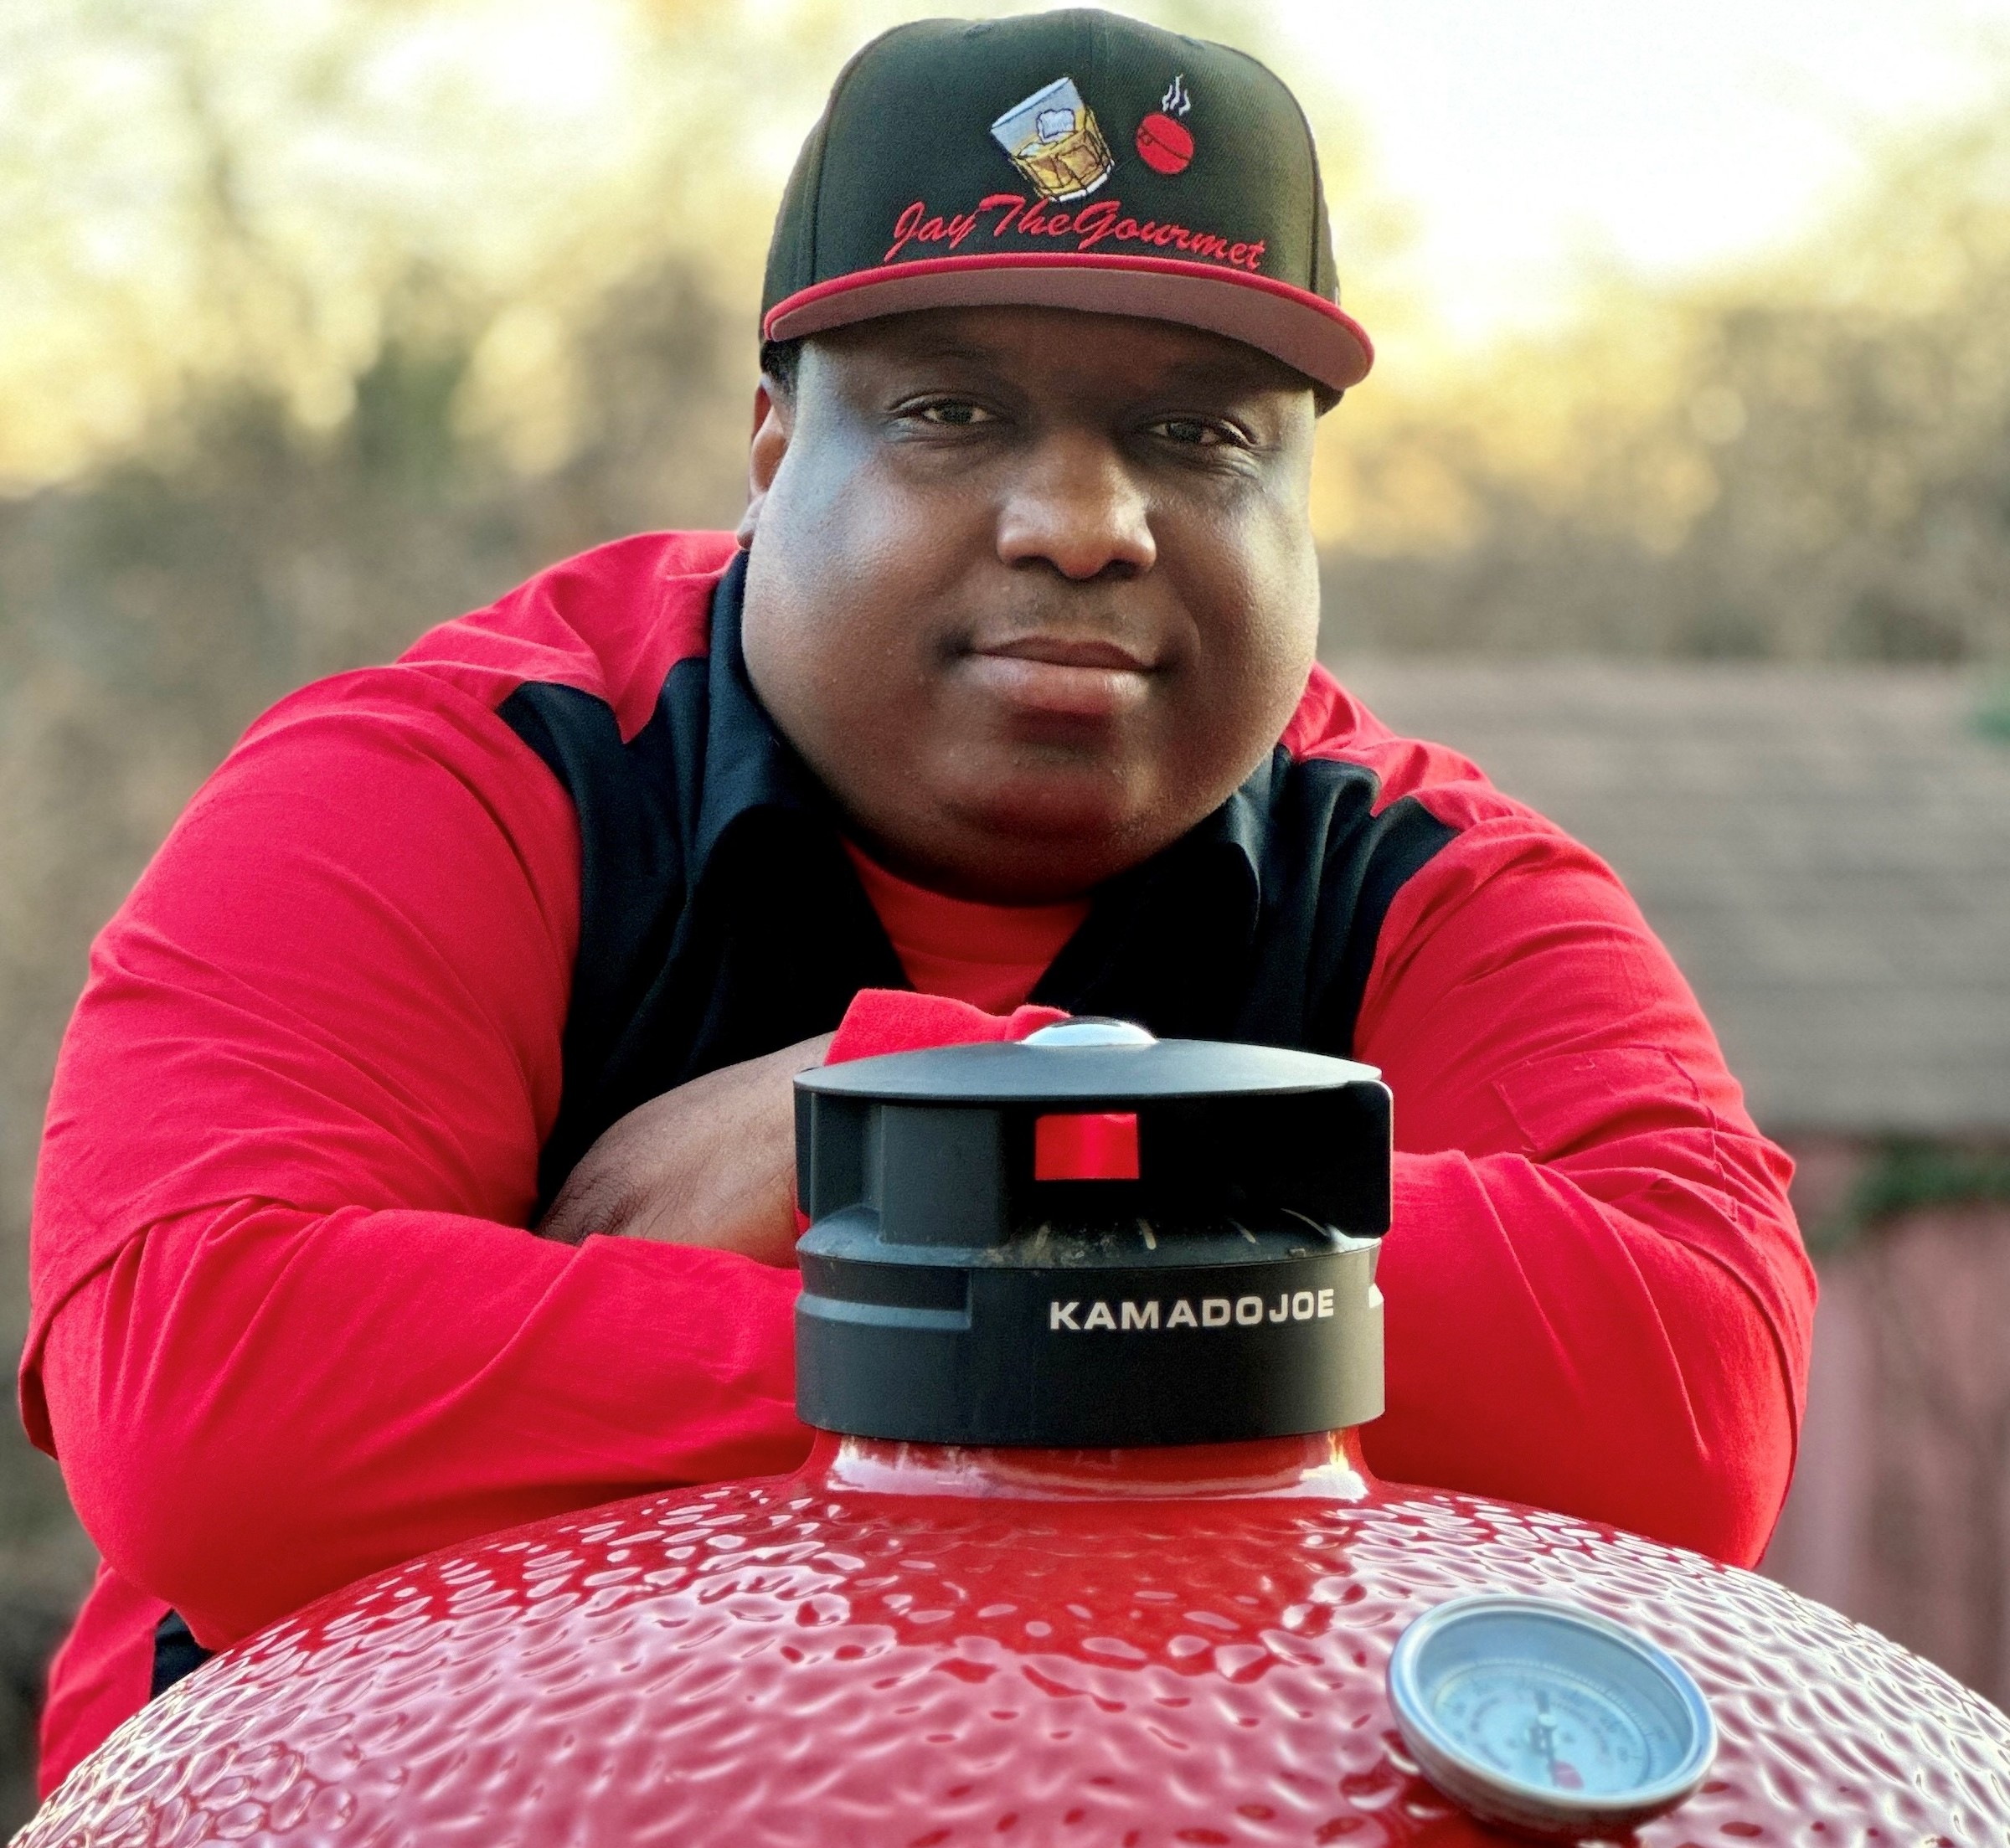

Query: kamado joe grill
[26,1024,2010,1844]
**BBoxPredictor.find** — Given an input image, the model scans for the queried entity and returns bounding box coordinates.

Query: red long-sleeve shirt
[23,532,1812,1792]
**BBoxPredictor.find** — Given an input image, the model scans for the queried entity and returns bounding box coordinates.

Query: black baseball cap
[761,8,1374,395]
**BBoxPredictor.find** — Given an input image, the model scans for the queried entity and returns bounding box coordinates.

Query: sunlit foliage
[1320,90,2010,659]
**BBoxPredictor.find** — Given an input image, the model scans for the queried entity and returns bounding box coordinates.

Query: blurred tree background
[3,0,2009,1821]
[1318,106,2010,661]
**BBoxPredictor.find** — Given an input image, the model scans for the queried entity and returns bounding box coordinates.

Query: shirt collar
[692,550,830,878]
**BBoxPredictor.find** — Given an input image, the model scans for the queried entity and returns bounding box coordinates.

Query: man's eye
[914,400,995,426]
[1151,417,1231,446]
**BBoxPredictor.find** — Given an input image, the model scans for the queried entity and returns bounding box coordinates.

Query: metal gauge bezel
[1386,1593,1717,1839]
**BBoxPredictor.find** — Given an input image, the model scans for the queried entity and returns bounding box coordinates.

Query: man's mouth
[960,635,1157,720]
[980,636,1153,672]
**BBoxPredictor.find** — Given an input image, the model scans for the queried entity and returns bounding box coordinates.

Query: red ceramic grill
[24,1022,2010,1845]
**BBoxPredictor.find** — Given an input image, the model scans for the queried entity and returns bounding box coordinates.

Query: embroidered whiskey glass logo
[990,75,1116,202]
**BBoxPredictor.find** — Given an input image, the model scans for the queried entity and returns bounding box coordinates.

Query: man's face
[739,306,1322,902]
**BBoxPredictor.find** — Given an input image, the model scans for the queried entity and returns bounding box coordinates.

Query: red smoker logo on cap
[1136,74,1194,176]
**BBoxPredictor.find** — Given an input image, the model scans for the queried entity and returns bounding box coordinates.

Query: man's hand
[538,1032,835,1264]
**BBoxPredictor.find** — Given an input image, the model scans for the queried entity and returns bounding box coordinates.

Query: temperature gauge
[1387,1593,1715,1837]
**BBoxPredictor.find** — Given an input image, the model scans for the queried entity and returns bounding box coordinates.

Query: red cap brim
[764,253,1373,394]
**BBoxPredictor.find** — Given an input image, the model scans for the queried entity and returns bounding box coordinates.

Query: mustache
[951,596,1169,672]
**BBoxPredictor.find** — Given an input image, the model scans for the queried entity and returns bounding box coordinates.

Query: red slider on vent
[1034,1110,1141,1180]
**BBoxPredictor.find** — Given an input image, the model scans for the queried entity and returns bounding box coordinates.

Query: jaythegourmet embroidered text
[885,193,1267,272]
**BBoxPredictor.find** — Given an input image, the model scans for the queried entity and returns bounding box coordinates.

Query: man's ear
[737,380,793,550]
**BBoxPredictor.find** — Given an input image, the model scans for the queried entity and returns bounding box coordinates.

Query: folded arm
[27,673,810,1648]
[1353,806,1815,1566]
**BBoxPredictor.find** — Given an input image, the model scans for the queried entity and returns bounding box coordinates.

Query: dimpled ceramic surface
[26,1438,2010,1847]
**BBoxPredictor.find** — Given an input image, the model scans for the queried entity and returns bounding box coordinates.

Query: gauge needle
[1528,1691,1558,1767]
[1523,1690,1584,1789]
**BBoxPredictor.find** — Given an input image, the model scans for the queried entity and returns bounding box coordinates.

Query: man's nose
[996,432,1157,580]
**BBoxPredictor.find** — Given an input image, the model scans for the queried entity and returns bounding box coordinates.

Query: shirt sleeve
[25,669,808,1650]
[1352,802,1817,1567]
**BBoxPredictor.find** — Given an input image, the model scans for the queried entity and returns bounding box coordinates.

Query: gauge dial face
[1387,1594,1716,1836]
[1431,1663,1652,1795]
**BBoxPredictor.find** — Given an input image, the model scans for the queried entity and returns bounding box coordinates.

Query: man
[23,8,1812,1794]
